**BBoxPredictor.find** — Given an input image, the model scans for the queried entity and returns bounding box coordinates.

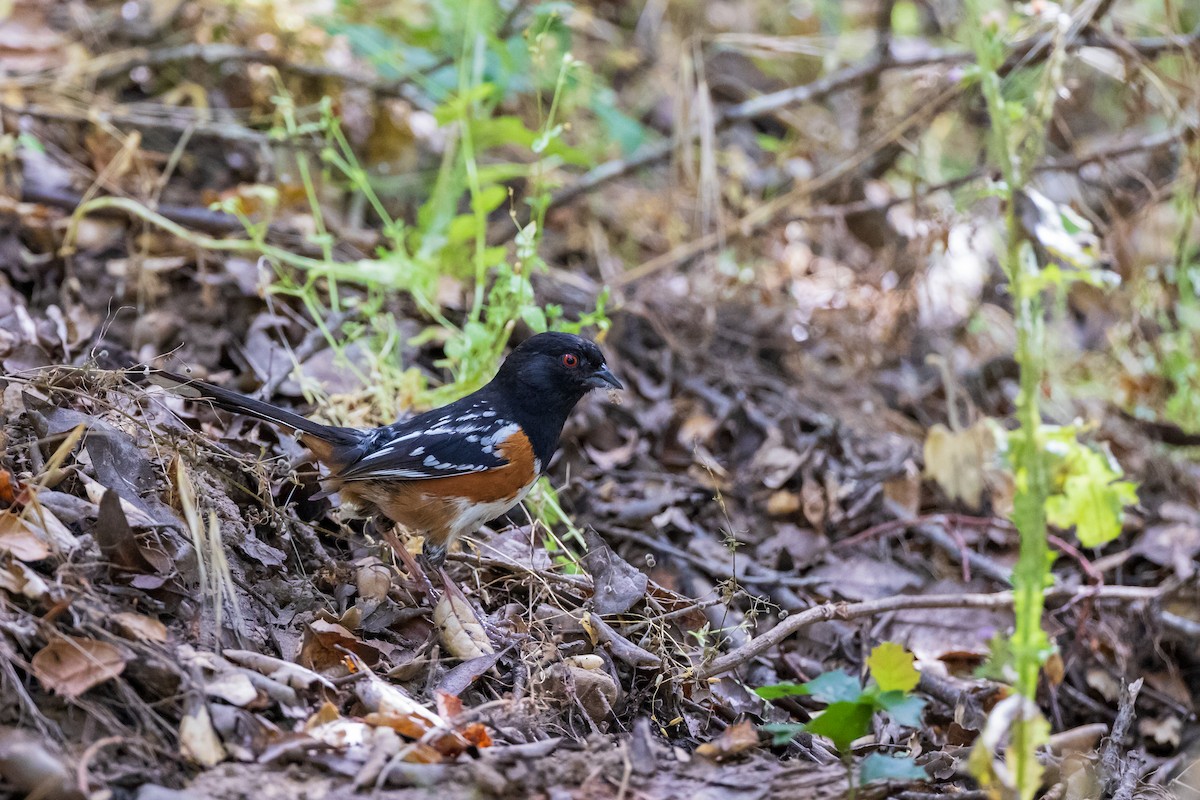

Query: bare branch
[695,585,1164,680]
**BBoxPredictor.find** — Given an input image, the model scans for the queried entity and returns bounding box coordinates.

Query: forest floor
[1,1,1198,799]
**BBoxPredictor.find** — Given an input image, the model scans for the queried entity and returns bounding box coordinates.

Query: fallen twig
[1102,678,1145,800]
[694,585,1163,680]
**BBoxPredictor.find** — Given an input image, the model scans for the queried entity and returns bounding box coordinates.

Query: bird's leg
[373,519,439,603]
[420,540,452,597]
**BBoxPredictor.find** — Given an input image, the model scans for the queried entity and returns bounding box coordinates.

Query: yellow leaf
[867,642,920,693]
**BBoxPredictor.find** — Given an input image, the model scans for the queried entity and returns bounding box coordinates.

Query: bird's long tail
[140,369,363,463]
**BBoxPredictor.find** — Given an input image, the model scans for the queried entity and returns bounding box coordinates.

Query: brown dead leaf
[1085,668,1121,703]
[752,431,805,489]
[1139,716,1182,749]
[305,701,342,730]
[766,490,801,517]
[436,691,464,720]
[584,430,638,470]
[363,711,440,741]
[1135,505,1200,579]
[808,556,923,601]
[299,619,381,673]
[111,612,169,643]
[20,495,78,553]
[460,722,491,749]
[800,473,827,533]
[31,637,127,698]
[923,419,1001,508]
[695,720,759,761]
[0,513,51,561]
[756,524,826,570]
[883,459,922,518]
[0,3,69,73]
[538,658,619,724]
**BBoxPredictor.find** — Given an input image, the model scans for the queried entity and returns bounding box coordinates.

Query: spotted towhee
[149,332,622,567]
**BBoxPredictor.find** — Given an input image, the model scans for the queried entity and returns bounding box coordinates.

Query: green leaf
[1046,474,1137,547]
[759,722,807,746]
[590,93,648,155]
[867,642,920,693]
[521,305,548,333]
[17,132,45,154]
[975,633,1016,683]
[890,0,922,36]
[471,185,510,216]
[875,692,926,728]
[754,682,811,700]
[446,213,479,246]
[858,752,928,785]
[532,123,564,154]
[804,670,863,703]
[803,701,874,753]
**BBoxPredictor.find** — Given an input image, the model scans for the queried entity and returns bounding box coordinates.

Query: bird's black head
[495,331,623,400]
[489,331,622,467]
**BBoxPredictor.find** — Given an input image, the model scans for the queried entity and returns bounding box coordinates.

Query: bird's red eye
[561,353,579,368]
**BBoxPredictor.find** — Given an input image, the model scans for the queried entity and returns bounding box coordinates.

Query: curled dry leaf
[695,720,760,761]
[204,671,259,707]
[23,494,80,553]
[0,559,49,599]
[883,459,922,518]
[224,649,336,691]
[111,612,168,643]
[31,636,126,699]
[923,419,1003,509]
[564,654,605,671]
[434,581,494,660]
[180,703,226,767]
[0,512,52,562]
[539,658,619,724]
[1139,716,1182,749]
[766,490,802,517]
[299,619,382,674]
[750,429,806,489]
[0,469,23,505]
[357,672,444,734]
[583,529,648,616]
[81,476,158,530]
[0,727,84,800]
[355,561,393,604]
[581,612,662,668]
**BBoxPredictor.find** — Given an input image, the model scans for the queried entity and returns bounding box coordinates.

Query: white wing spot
[484,422,520,448]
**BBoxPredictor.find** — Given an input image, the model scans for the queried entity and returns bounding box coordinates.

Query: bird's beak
[586,364,624,390]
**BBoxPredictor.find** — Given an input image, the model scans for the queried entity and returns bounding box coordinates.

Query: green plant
[960,3,1138,798]
[756,642,928,794]
[1153,142,1200,430]
[204,2,612,416]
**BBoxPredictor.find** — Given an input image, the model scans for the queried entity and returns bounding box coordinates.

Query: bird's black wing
[333,395,518,482]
